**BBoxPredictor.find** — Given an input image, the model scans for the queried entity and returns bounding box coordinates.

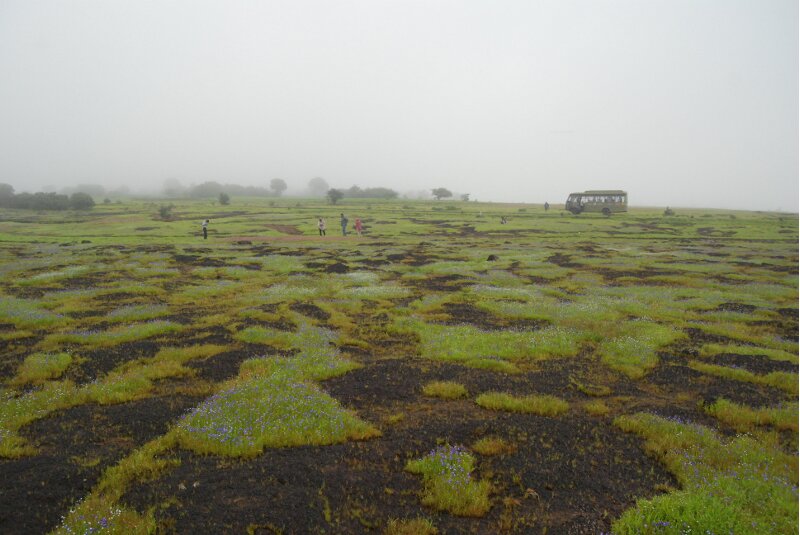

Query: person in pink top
[354,217,363,236]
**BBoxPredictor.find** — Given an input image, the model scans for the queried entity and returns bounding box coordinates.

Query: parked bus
[565,190,628,215]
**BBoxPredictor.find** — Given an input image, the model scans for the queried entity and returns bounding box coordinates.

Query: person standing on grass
[544,202,550,212]
[340,213,348,236]
[318,217,326,236]
[354,217,363,236]
[201,219,209,239]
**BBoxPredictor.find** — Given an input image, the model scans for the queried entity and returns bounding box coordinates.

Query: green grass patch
[405,444,491,517]
[583,400,611,416]
[0,381,81,457]
[471,437,515,456]
[688,360,798,396]
[233,326,296,348]
[44,320,183,348]
[175,373,378,456]
[409,319,581,368]
[613,412,798,534]
[384,517,438,535]
[422,381,468,399]
[699,343,798,364]
[175,325,375,456]
[599,320,683,379]
[105,304,170,323]
[705,398,798,433]
[12,352,73,385]
[475,392,568,416]
[0,296,69,329]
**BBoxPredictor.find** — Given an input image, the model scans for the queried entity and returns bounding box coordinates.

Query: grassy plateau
[0,197,797,534]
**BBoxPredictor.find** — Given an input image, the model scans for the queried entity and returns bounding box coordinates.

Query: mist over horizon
[1,176,798,213]
[0,1,797,213]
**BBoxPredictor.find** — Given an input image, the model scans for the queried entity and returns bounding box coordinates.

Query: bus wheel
[602,207,611,217]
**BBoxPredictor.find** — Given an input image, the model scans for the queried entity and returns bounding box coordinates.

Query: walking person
[318,217,326,236]
[201,219,209,239]
[340,213,348,236]
[354,217,363,236]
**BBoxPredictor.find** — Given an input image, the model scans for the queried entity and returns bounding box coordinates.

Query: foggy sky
[0,1,797,211]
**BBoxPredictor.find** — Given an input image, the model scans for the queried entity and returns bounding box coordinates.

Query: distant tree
[308,177,329,197]
[61,183,105,197]
[12,192,70,210]
[431,188,453,200]
[218,192,230,205]
[461,193,470,202]
[270,178,288,197]
[158,204,174,220]
[189,181,223,198]
[326,188,344,205]
[70,192,95,210]
[163,178,184,197]
[346,185,399,199]
[0,183,14,206]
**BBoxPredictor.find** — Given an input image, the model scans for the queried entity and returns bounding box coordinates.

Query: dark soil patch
[324,262,350,274]
[69,341,160,383]
[121,403,674,535]
[696,227,735,237]
[134,226,158,231]
[173,254,226,267]
[289,303,331,321]
[180,328,234,346]
[714,302,757,313]
[189,349,270,382]
[264,224,304,235]
[441,302,505,330]
[648,363,787,407]
[410,274,472,292]
[358,258,390,267]
[0,395,200,535]
[595,268,678,281]
[546,253,581,268]
[684,327,736,345]
[708,353,797,374]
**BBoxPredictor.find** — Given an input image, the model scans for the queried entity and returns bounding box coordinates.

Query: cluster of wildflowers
[258,255,307,275]
[59,320,181,346]
[56,501,126,535]
[614,412,798,533]
[259,283,320,304]
[177,323,375,456]
[0,381,78,443]
[339,285,409,299]
[474,269,522,285]
[15,352,72,382]
[23,265,93,285]
[0,296,67,328]
[106,304,169,322]
[469,284,538,300]
[179,280,241,299]
[342,271,381,285]
[406,444,491,516]
[132,264,178,277]
[408,445,474,487]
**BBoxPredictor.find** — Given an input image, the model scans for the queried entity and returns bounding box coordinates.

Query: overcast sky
[0,1,797,211]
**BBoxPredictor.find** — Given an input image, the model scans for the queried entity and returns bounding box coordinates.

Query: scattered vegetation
[406,444,491,516]
[422,381,468,399]
[471,436,516,456]
[475,392,569,416]
[0,199,795,533]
